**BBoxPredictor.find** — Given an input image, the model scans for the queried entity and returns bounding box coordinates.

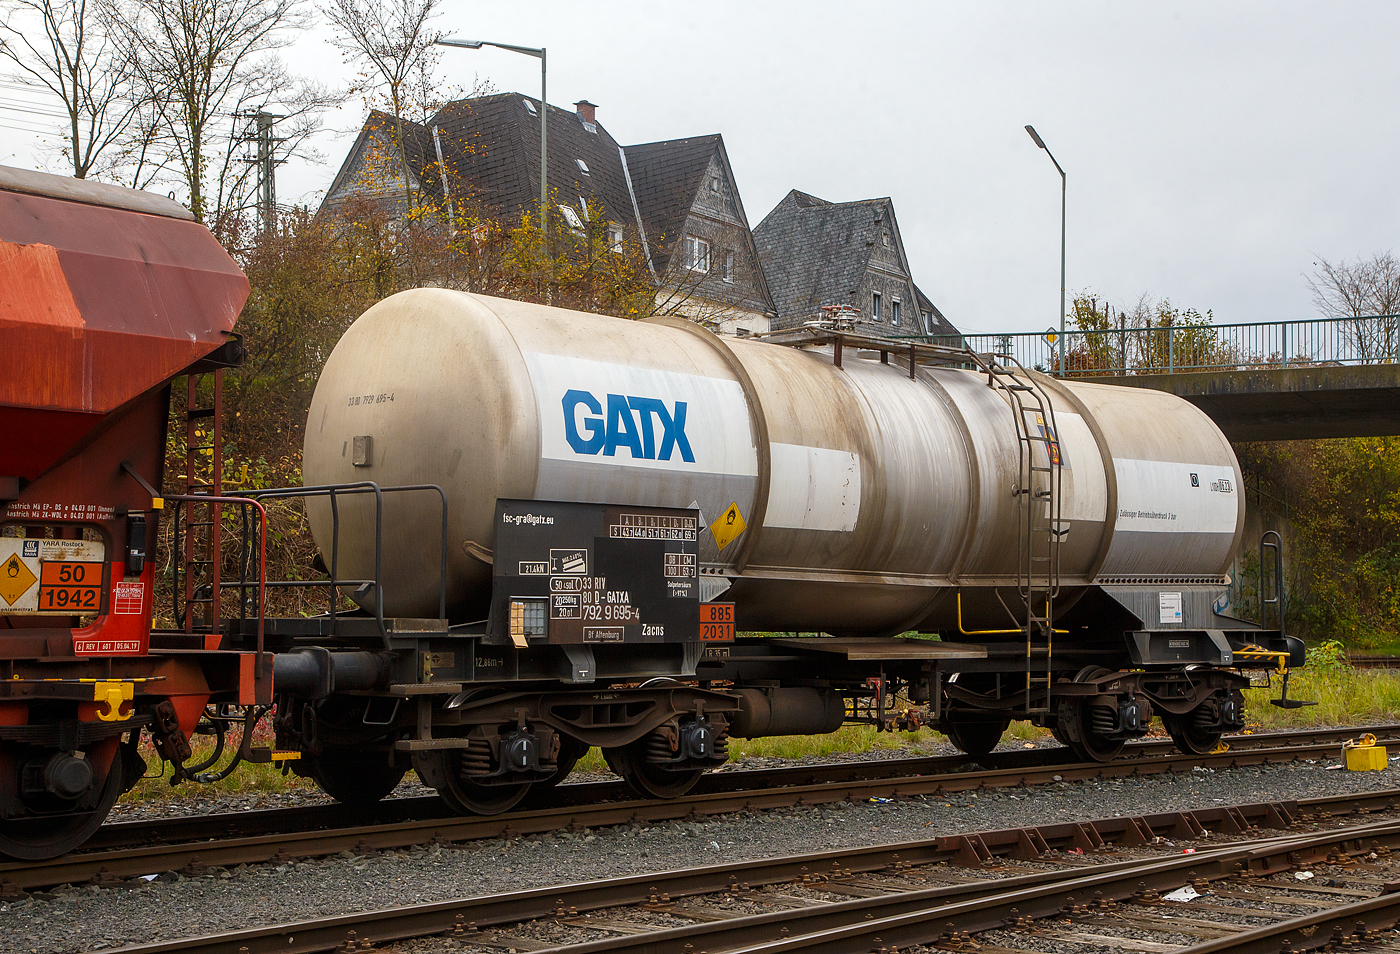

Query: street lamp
[1025,124,1066,376]
[437,38,548,251]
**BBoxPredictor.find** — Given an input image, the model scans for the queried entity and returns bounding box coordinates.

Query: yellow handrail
[957,592,1067,635]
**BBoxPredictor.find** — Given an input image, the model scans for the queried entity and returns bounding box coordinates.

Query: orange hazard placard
[699,602,735,642]
[37,561,103,612]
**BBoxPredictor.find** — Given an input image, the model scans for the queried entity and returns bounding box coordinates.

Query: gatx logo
[562,389,695,462]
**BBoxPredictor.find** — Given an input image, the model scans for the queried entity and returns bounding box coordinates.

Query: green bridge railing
[908,314,1400,376]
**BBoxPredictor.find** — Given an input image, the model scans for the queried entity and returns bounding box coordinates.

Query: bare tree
[112,0,315,223]
[0,0,146,177]
[1308,252,1400,363]
[322,0,442,212]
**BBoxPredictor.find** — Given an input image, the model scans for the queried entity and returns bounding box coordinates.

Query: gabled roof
[322,108,435,207]
[621,135,720,272]
[753,190,890,321]
[432,92,635,227]
[321,96,777,318]
[753,189,957,333]
[323,94,639,229]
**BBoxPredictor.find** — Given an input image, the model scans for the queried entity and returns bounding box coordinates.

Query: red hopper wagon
[0,166,266,858]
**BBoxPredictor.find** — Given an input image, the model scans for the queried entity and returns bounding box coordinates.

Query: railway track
[99,787,1400,954]
[1350,655,1400,669]
[86,725,1398,854]
[2,724,1393,894]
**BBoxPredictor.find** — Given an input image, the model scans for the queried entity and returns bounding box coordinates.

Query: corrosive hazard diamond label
[0,553,38,606]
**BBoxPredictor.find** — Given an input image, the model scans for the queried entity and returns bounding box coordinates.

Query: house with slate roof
[321,94,776,334]
[752,190,958,337]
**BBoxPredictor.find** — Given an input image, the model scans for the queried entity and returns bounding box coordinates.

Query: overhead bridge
[922,314,1400,441]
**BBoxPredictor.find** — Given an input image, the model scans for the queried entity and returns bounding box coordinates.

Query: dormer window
[523,99,537,115]
[576,158,590,176]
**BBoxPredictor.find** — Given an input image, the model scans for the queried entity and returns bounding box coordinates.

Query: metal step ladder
[983,357,1063,714]
[177,371,224,634]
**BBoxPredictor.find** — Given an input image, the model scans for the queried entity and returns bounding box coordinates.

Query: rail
[8,726,1396,892]
[904,313,1400,376]
[65,788,1400,954]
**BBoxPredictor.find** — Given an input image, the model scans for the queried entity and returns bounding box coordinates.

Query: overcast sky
[4,1,1397,335]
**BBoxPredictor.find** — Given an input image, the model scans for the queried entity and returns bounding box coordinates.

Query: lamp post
[437,38,548,251]
[1025,124,1066,376]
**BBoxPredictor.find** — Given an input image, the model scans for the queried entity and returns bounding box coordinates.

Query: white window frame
[576,158,590,176]
[723,250,735,283]
[872,291,882,320]
[523,99,537,115]
[685,235,711,273]
[892,298,901,325]
[710,175,720,193]
[559,203,583,231]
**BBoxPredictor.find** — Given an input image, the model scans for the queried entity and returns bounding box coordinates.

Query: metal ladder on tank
[176,370,224,635]
[983,357,1064,715]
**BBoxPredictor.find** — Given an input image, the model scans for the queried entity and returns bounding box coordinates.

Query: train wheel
[943,717,1011,758]
[603,743,704,799]
[1164,710,1223,755]
[1056,668,1125,763]
[419,750,531,815]
[306,747,406,806]
[0,744,124,861]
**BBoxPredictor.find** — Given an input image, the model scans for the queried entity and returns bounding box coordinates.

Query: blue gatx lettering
[562,390,695,463]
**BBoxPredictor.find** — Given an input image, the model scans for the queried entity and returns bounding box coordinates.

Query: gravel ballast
[3,747,1398,954]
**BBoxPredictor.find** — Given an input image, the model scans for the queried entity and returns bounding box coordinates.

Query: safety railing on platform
[908,313,1400,376]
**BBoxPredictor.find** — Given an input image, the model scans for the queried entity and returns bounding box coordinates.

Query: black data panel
[490,499,699,645]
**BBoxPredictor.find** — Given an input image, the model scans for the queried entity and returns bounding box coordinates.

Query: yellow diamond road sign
[709,503,748,551]
[0,553,38,606]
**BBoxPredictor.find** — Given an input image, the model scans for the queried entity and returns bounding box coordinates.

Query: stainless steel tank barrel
[303,290,1244,632]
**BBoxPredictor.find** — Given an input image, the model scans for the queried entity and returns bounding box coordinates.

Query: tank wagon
[0,166,1301,859]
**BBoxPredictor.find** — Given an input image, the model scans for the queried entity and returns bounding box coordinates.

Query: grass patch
[575,721,1054,774]
[1242,669,1400,730]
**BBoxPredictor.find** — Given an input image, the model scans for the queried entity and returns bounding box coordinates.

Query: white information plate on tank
[763,443,861,532]
[1113,459,1237,534]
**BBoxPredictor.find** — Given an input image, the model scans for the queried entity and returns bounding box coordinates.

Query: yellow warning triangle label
[709,503,747,551]
[0,553,38,606]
